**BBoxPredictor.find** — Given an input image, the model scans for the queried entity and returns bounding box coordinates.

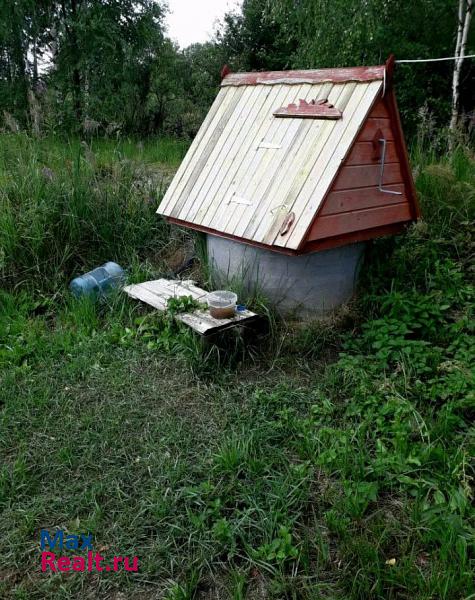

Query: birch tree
[450,0,473,137]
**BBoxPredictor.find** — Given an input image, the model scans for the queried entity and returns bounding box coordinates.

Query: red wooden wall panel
[368,101,390,118]
[301,223,408,253]
[357,118,394,141]
[320,185,405,215]
[345,140,398,165]
[309,203,412,240]
[333,163,404,190]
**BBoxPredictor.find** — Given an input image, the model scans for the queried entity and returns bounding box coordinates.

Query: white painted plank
[141,279,207,302]
[216,84,322,237]
[238,83,343,242]
[257,142,282,149]
[158,87,233,216]
[178,308,257,335]
[202,86,306,231]
[204,86,304,233]
[124,279,204,309]
[124,280,258,336]
[245,83,346,243]
[168,86,246,219]
[123,284,167,310]
[227,196,253,206]
[171,84,259,222]
[173,280,210,299]
[255,82,361,245]
[175,85,263,223]
[184,84,277,225]
[163,86,244,219]
[214,85,320,231]
[201,84,306,231]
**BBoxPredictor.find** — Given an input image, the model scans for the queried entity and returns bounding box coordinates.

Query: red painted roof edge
[221,65,385,87]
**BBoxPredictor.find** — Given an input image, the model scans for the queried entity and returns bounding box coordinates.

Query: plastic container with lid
[207,290,237,319]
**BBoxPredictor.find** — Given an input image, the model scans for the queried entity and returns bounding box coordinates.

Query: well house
[158,56,419,315]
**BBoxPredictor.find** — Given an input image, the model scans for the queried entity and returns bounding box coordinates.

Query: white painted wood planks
[157,78,383,251]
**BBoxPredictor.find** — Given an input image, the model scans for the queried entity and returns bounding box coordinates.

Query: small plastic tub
[207,290,237,319]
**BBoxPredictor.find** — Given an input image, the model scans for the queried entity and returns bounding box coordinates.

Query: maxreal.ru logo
[40,530,139,573]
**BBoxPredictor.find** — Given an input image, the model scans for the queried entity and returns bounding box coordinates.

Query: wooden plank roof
[158,69,384,251]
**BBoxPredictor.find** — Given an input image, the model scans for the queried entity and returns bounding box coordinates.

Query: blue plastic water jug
[69,262,125,299]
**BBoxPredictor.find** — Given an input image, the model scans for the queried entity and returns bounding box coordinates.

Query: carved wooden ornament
[273,98,342,119]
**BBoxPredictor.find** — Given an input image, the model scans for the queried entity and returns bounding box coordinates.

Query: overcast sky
[166,0,238,48]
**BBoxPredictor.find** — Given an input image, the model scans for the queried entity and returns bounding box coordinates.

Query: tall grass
[416,148,474,252]
[0,134,188,290]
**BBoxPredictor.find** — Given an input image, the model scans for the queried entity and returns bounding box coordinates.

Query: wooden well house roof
[158,57,419,254]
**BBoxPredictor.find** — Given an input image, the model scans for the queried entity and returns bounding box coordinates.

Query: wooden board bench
[123,279,260,336]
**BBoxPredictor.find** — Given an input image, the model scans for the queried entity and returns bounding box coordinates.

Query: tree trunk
[32,35,39,85]
[28,89,41,137]
[10,8,28,118]
[450,0,473,143]
[66,0,82,124]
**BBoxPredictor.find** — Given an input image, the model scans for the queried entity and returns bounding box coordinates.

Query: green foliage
[123,297,210,372]
[166,295,204,315]
[0,0,51,124]
[255,526,299,564]
[3,0,474,140]
[216,0,296,71]
[49,1,167,130]
[0,1,223,137]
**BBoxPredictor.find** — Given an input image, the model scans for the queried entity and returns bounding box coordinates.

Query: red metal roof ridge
[221,65,385,87]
